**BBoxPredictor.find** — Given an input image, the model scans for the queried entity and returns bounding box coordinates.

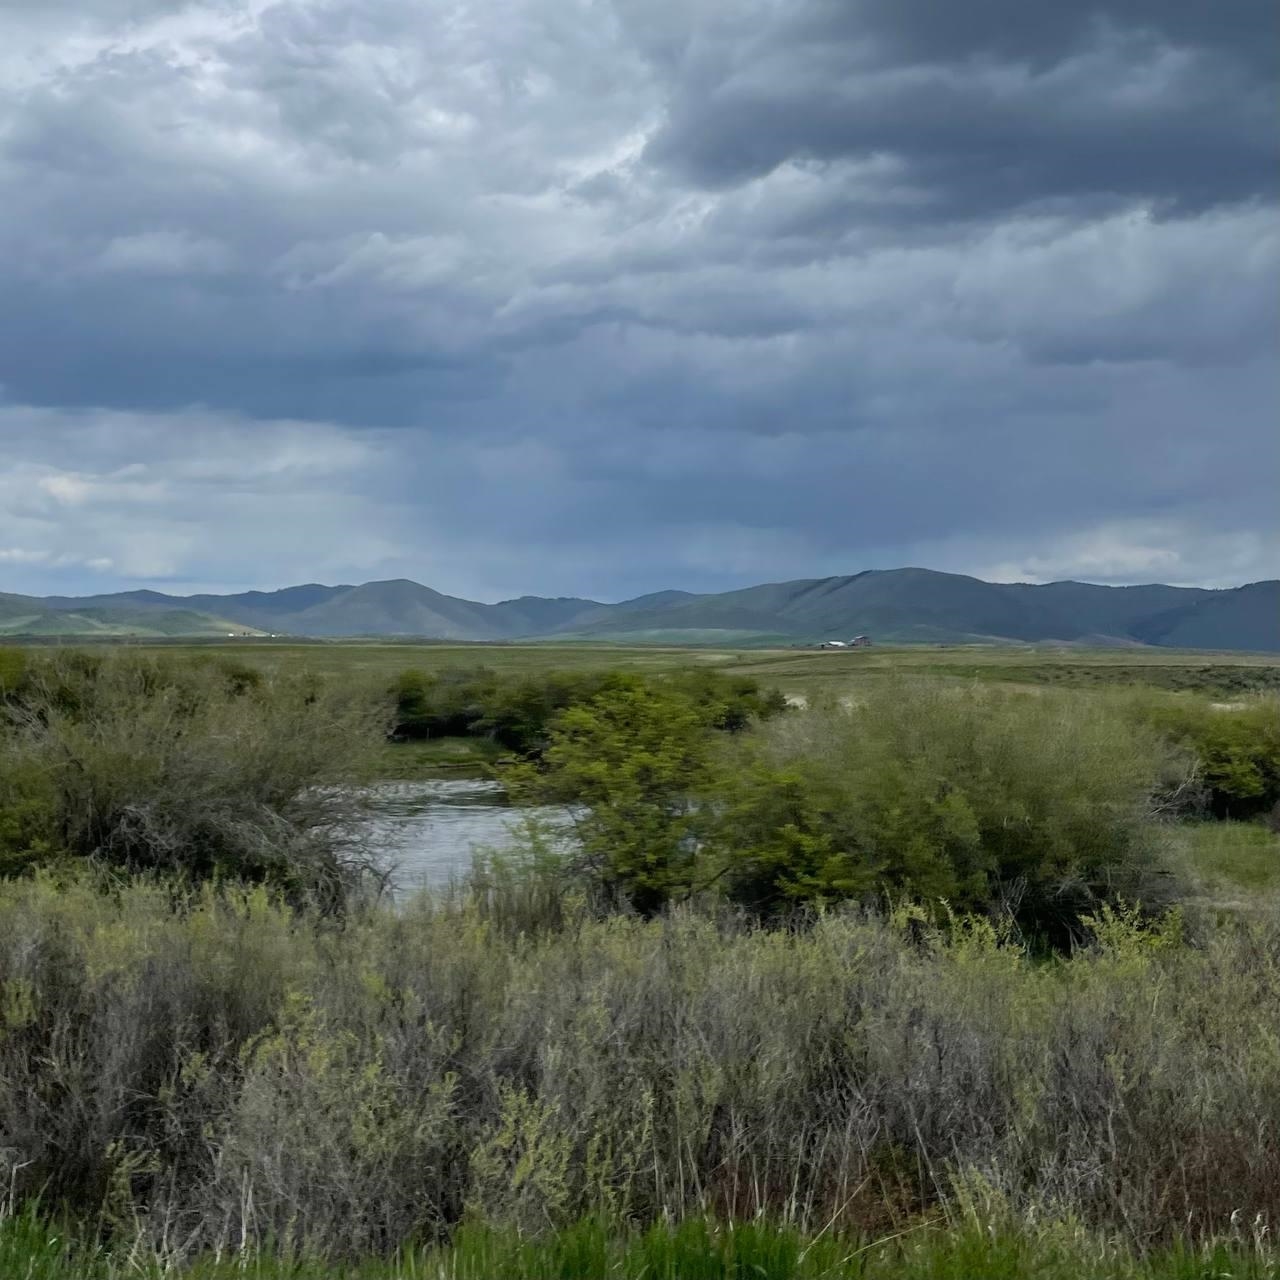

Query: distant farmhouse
[816,636,872,649]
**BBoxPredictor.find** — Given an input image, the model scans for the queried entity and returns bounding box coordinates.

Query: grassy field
[51,637,1280,702]
[1174,820,1280,904]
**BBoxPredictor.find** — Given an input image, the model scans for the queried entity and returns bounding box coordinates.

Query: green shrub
[505,676,725,913]
[0,650,384,895]
[713,681,1183,938]
[1126,694,1280,819]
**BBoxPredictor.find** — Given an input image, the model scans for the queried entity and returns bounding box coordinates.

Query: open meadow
[77,634,1280,696]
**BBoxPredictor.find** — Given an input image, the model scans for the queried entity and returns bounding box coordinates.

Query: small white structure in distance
[817,639,847,649]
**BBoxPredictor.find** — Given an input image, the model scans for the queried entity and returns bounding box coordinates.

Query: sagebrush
[1,877,1278,1258]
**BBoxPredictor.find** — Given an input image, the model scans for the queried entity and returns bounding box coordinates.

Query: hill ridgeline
[3,568,1277,650]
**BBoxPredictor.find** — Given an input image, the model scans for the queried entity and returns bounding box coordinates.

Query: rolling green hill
[0,594,262,638]
[4,571,1276,650]
[1131,580,1280,651]
[553,571,1277,650]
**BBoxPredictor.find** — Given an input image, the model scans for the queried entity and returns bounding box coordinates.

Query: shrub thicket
[0,878,1278,1259]
[391,665,784,753]
[711,683,1187,938]
[1123,693,1280,820]
[512,678,1187,935]
[0,649,384,896]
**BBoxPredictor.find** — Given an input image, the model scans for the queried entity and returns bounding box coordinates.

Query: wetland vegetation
[1,640,1278,1276]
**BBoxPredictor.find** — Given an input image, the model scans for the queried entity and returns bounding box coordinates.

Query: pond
[358,778,570,897]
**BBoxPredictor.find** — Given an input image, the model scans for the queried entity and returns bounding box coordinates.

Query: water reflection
[359,778,567,897]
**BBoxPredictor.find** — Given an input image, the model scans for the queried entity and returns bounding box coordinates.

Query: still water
[359,778,568,897]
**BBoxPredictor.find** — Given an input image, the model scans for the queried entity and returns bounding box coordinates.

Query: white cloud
[975,523,1280,588]
[0,407,395,591]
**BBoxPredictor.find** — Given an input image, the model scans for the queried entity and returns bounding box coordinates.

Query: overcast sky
[1,0,1277,601]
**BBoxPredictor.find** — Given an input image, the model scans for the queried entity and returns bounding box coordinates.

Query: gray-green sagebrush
[1,876,1278,1259]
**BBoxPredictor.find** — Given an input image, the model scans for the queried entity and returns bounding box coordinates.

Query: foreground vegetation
[1,642,1279,1274]
[2,877,1279,1263]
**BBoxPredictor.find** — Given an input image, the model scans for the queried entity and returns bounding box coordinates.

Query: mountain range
[3,569,1277,651]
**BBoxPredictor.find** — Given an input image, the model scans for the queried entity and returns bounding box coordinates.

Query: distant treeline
[390,664,788,752]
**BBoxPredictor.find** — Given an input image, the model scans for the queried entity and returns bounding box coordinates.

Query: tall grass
[1,877,1278,1260]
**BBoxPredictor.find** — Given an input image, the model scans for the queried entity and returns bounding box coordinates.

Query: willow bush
[0,649,386,895]
[710,682,1190,938]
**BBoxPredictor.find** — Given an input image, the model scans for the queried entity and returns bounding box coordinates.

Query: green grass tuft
[3,1214,1279,1279]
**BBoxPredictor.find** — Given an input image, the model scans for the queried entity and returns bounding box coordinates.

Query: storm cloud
[0,0,1276,599]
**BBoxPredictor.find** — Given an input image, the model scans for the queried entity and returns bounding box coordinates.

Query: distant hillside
[0,593,261,638]
[551,570,1276,650]
[4,570,1277,650]
[1130,580,1280,651]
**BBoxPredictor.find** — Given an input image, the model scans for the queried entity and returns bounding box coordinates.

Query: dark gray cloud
[0,0,1275,596]
[642,0,1278,212]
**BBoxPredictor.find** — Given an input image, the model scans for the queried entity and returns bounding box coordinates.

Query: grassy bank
[367,737,508,780]
[1176,821,1280,900]
[4,1212,1278,1279]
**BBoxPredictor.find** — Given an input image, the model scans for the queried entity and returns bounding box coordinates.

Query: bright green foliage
[662,668,788,731]
[713,682,1180,936]
[1128,695,1280,819]
[3,1211,1278,1279]
[507,676,723,912]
